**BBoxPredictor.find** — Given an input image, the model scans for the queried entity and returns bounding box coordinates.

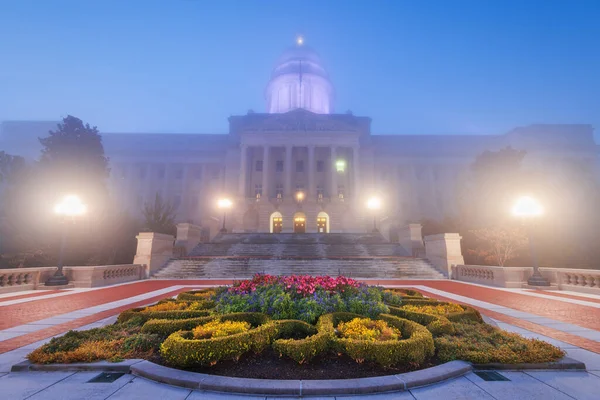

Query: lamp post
[218,198,232,233]
[512,196,550,287]
[367,197,381,233]
[46,195,87,286]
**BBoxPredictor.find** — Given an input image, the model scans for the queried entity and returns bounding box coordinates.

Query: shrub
[177,289,216,301]
[401,303,464,316]
[121,333,163,353]
[272,319,328,364]
[219,312,271,327]
[338,318,401,342]
[28,340,122,364]
[435,322,565,364]
[193,320,251,339]
[160,322,278,367]
[144,302,190,312]
[117,309,212,324]
[141,316,216,336]
[387,306,455,336]
[333,313,435,367]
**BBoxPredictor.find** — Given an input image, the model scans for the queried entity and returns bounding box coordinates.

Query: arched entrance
[293,212,306,233]
[317,211,329,233]
[270,211,283,233]
[242,208,259,232]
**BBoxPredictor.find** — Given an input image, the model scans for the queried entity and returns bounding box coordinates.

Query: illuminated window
[336,160,346,172]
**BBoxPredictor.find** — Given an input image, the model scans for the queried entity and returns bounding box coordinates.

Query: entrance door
[317,217,328,233]
[272,217,283,233]
[294,216,306,233]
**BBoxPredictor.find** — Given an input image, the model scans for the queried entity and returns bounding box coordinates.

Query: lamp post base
[219,228,228,233]
[46,273,69,286]
[527,270,551,287]
[372,229,379,233]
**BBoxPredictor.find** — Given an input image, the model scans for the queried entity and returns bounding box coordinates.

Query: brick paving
[0,290,70,303]
[0,278,599,357]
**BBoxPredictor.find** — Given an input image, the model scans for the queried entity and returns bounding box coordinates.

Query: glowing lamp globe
[54,195,87,217]
[217,198,232,209]
[512,196,543,218]
[367,197,381,210]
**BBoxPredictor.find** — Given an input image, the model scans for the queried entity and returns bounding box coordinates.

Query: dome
[265,41,334,114]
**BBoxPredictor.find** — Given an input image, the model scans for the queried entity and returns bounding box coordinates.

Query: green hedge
[446,305,483,324]
[160,321,278,367]
[141,316,217,336]
[387,306,455,336]
[333,313,435,367]
[272,317,332,364]
[219,312,270,327]
[117,308,212,324]
[176,289,216,301]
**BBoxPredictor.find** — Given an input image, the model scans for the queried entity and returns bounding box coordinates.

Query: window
[317,185,324,201]
[338,185,345,199]
[194,168,202,180]
[255,160,263,172]
[175,169,183,179]
[276,160,284,172]
[275,183,284,198]
[157,166,165,179]
[316,160,324,172]
[139,166,147,179]
[296,160,304,172]
[255,184,263,198]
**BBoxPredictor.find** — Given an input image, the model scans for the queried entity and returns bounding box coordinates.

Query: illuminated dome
[265,39,334,114]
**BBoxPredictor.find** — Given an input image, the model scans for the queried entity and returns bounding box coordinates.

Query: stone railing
[424,233,464,277]
[540,267,600,295]
[63,264,144,288]
[452,264,600,294]
[0,267,58,294]
[451,265,530,288]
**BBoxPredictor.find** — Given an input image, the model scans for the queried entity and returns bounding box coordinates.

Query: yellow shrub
[401,303,464,316]
[338,318,401,342]
[193,320,251,339]
[144,302,189,312]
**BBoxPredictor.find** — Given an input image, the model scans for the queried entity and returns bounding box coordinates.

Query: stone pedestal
[175,223,203,255]
[399,224,425,256]
[133,232,175,278]
[424,233,464,277]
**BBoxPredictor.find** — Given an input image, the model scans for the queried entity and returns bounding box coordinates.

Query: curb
[128,360,472,395]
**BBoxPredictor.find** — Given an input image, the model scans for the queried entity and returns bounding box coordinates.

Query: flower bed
[28,274,566,379]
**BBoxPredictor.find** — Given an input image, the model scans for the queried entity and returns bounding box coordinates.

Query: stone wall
[133,232,175,277]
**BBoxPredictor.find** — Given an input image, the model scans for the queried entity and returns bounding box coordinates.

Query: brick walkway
[0,279,598,357]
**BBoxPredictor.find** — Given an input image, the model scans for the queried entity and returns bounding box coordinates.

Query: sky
[1,0,599,138]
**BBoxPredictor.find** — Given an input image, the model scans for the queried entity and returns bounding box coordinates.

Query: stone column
[239,145,247,197]
[308,145,315,198]
[352,146,360,198]
[330,146,337,198]
[262,146,270,199]
[285,145,293,198]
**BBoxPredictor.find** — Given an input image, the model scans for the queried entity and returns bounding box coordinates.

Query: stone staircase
[152,233,446,280]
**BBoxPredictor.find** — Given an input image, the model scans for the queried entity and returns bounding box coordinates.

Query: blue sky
[1,0,599,137]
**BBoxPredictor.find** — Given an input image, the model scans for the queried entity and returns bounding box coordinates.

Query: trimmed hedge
[117,308,212,324]
[332,312,435,367]
[141,316,217,336]
[160,320,278,367]
[220,312,270,327]
[177,289,216,301]
[272,317,332,364]
[399,300,484,324]
[387,306,455,337]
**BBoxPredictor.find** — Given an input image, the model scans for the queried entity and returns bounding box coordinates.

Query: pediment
[239,109,360,134]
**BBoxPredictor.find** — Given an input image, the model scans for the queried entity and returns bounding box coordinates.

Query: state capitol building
[1,39,597,240]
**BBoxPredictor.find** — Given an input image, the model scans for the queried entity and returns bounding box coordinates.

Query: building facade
[1,42,598,239]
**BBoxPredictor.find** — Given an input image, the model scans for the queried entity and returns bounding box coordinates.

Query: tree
[0,151,25,184]
[470,227,528,266]
[38,115,109,213]
[142,193,177,235]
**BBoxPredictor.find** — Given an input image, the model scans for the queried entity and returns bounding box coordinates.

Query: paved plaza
[1,280,599,399]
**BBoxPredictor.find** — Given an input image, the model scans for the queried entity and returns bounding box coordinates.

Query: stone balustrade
[63,264,144,288]
[452,264,600,294]
[451,265,530,288]
[0,267,58,293]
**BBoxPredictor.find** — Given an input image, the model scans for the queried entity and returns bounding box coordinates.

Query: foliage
[338,318,401,342]
[141,316,217,336]
[177,289,215,301]
[272,316,332,364]
[387,306,455,337]
[435,322,565,364]
[192,320,251,339]
[142,192,177,235]
[333,313,435,367]
[470,227,528,266]
[401,303,465,316]
[216,274,387,324]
